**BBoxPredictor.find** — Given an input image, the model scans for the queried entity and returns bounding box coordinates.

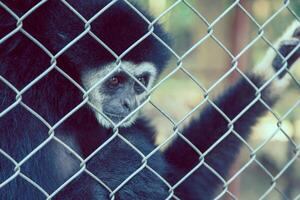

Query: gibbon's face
[82,62,157,128]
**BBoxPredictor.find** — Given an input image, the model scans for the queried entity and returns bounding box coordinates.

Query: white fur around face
[81,61,157,128]
[253,21,300,96]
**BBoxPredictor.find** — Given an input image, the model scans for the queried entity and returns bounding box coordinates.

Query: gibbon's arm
[164,22,300,192]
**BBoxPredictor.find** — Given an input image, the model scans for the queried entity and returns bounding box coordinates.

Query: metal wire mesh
[0,0,300,199]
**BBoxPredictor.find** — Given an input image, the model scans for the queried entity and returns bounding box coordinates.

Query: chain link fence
[0,0,300,199]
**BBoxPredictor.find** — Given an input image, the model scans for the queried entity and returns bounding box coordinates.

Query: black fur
[1,1,299,199]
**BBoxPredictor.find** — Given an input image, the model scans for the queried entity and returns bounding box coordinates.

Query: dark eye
[106,73,127,88]
[109,76,120,86]
[134,75,149,94]
[138,77,146,86]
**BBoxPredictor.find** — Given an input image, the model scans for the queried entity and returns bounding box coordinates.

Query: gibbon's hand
[272,25,300,77]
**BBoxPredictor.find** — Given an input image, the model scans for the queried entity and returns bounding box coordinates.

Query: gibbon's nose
[122,98,137,112]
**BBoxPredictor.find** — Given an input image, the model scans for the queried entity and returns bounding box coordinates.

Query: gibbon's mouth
[104,112,132,123]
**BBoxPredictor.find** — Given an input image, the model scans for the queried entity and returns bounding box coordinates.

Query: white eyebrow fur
[81,61,157,90]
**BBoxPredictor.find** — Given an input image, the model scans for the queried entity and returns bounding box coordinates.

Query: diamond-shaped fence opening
[1,0,300,200]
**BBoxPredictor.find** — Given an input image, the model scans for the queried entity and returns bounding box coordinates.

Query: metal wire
[0,0,299,199]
